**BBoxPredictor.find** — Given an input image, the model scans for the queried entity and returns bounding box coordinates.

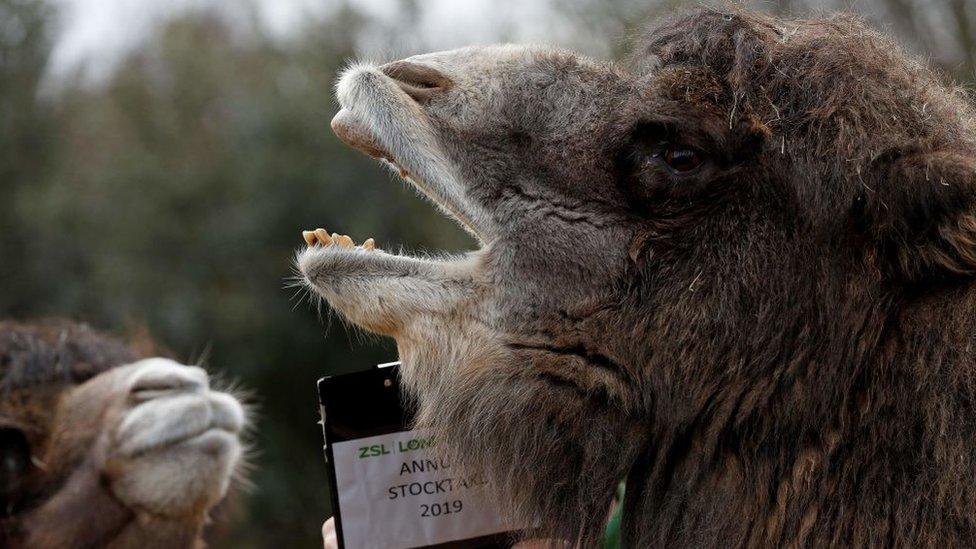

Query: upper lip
[118,391,245,456]
[330,61,451,161]
[330,109,389,161]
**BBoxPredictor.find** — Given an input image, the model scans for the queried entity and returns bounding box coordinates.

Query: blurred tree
[0,0,56,315]
[6,2,472,546]
[878,0,976,82]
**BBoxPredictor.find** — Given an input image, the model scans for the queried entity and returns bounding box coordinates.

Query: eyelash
[640,142,705,174]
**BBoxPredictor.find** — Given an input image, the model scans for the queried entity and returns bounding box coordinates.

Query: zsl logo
[358,444,391,458]
[357,436,436,459]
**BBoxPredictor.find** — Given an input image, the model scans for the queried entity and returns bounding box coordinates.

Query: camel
[300,9,976,547]
[0,320,246,548]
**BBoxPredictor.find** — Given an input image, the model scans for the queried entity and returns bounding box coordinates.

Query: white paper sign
[333,430,518,548]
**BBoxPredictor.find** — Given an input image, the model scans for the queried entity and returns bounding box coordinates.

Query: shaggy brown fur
[302,8,976,547]
[620,11,976,547]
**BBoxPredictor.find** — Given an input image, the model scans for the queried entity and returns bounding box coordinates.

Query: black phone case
[317,364,515,549]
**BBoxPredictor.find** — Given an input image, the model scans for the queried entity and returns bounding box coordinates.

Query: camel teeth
[314,228,332,246]
[302,228,375,251]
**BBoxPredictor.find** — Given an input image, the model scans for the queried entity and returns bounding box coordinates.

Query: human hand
[322,516,338,549]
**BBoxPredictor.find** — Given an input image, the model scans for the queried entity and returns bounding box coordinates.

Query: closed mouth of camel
[117,390,246,457]
[302,59,482,252]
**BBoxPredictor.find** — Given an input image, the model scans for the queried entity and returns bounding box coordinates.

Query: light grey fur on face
[333,55,497,241]
[300,44,645,544]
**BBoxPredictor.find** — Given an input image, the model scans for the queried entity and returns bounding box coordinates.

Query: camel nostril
[380,60,452,103]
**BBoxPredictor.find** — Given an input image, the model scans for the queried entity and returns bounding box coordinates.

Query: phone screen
[318,363,521,549]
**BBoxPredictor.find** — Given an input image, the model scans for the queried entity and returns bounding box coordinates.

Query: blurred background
[1,0,972,546]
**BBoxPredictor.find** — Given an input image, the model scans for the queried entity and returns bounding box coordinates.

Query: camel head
[300,9,976,545]
[0,321,246,548]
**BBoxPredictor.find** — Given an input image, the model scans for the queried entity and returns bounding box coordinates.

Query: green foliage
[0,0,55,315]
[1,2,472,546]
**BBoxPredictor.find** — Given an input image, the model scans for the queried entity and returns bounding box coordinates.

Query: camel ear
[872,151,976,283]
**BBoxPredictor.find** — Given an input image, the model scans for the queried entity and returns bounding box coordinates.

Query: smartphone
[318,362,522,549]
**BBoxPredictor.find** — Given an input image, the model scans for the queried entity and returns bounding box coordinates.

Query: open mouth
[301,59,492,251]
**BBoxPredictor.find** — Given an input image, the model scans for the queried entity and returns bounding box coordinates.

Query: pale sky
[45,0,592,85]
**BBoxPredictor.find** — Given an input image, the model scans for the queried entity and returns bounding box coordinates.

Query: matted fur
[302,8,976,547]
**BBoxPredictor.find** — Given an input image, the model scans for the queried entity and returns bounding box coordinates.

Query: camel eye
[631,135,705,176]
[661,146,703,172]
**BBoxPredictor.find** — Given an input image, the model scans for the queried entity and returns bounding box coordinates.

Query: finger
[322,517,338,549]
